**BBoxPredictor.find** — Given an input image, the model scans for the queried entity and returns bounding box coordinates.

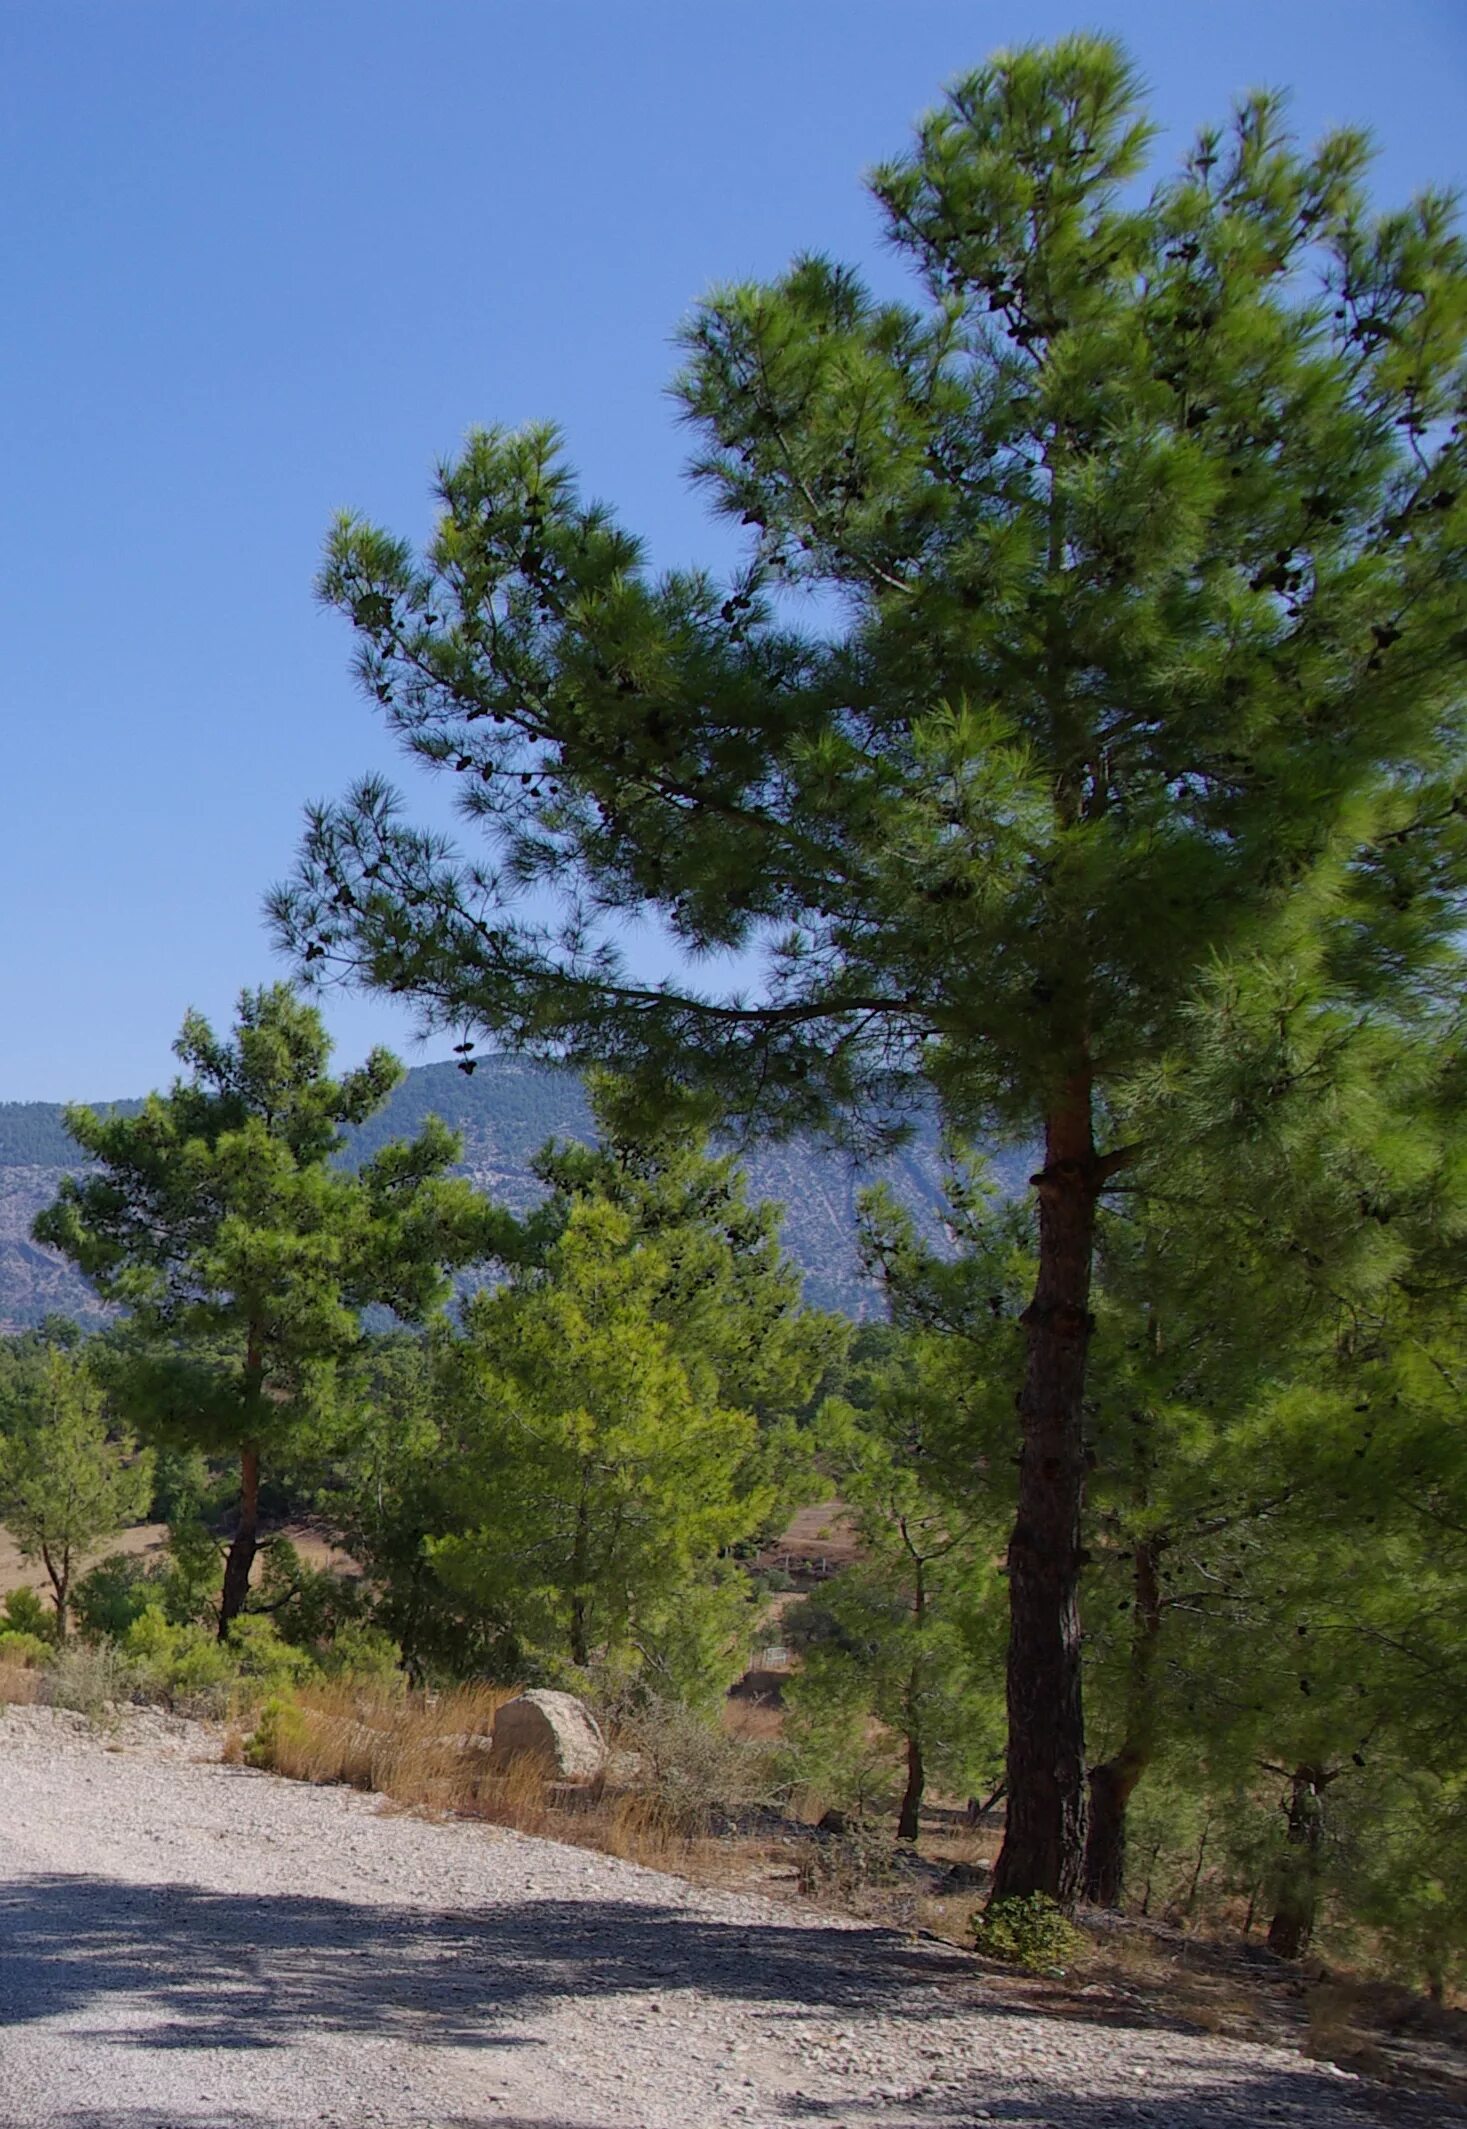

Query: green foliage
[35,985,497,1627]
[0,1629,50,1668]
[973,1895,1085,1976]
[330,1100,832,1688]
[315,1620,404,1685]
[1,1586,54,1640]
[244,1690,310,1768]
[147,1447,229,1527]
[276,39,1467,1144]
[121,1604,311,1714]
[273,37,1467,1900]
[70,1555,156,1640]
[0,1348,153,1632]
[429,1194,781,1684]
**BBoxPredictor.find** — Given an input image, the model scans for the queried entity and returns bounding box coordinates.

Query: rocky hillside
[0,1058,1027,1331]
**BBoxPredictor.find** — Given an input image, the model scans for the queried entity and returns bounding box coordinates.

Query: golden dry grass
[0,1660,42,1706]
[247,1681,737,1872]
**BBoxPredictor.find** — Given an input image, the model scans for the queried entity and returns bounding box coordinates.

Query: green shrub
[318,1620,404,1685]
[119,1605,313,1715]
[226,1614,315,1689]
[1,1587,54,1640]
[972,1894,1085,1976]
[0,1628,50,1668]
[122,1606,233,1715]
[245,1690,309,1768]
[73,1554,158,1640]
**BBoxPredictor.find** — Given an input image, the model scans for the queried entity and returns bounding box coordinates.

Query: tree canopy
[35,985,495,1632]
[273,36,1467,1899]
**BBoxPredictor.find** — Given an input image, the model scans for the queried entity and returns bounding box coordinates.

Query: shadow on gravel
[0,1873,1420,2128]
[0,1870,980,2051]
[0,2078,1417,2129]
[785,2076,1411,2127]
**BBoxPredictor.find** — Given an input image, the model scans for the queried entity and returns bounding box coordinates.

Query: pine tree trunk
[1267,1765,1329,1959]
[1083,1758,1136,1910]
[569,1482,591,1668]
[897,1551,927,1842]
[898,1730,924,1842]
[219,1442,261,1638]
[991,1079,1097,1909]
[41,1542,70,1642]
[1083,1524,1164,1907]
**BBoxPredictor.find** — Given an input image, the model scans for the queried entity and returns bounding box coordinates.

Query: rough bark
[897,1546,927,1842]
[41,1542,71,1642]
[897,1732,925,1843]
[568,1482,591,1669]
[218,1441,261,1638]
[991,1078,1098,1908]
[1267,1764,1331,1959]
[1083,1520,1165,1907]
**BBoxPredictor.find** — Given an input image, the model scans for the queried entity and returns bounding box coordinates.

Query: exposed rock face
[0,1058,1005,1330]
[488,1689,606,1781]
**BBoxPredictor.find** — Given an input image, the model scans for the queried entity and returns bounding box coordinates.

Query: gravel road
[0,1702,1453,2129]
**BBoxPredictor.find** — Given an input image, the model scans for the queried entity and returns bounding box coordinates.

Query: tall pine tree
[273,41,1467,1898]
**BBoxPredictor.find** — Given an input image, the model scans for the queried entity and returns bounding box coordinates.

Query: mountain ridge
[0,1056,1017,1331]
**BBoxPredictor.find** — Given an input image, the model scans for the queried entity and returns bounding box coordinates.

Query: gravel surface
[0,1701,1456,2129]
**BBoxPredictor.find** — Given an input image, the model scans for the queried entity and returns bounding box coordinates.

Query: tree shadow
[0,1870,1432,2127]
[0,1866,971,2055]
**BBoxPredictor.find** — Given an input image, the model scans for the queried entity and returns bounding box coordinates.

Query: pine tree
[790,1349,1006,1840]
[34,986,493,1634]
[429,1197,803,1692]
[334,1089,836,1687]
[1080,954,1467,1928]
[0,1347,153,1637]
[272,41,1467,1898]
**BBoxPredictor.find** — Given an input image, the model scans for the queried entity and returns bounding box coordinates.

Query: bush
[972,1894,1085,1976]
[0,1629,51,1669]
[227,1614,315,1689]
[612,1692,784,1835]
[73,1554,158,1640]
[121,1605,315,1716]
[41,1639,139,1721]
[317,1620,404,1685]
[1,1587,54,1640]
[245,1690,312,1769]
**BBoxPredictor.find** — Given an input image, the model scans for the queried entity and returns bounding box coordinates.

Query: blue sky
[2,0,1462,1101]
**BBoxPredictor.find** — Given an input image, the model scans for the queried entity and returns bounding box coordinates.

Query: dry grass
[0,1518,359,1601]
[246,1681,768,1874]
[0,1660,42,1706]
[254,1680,513,1807]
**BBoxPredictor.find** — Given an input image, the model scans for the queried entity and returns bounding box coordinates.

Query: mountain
[0,1058,1027,1332]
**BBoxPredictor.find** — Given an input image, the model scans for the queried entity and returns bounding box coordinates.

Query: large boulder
[488,1689,606,1781]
